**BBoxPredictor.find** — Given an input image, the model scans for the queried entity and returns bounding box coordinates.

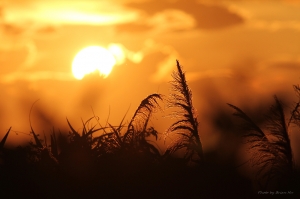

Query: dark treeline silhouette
[1,60,299,198]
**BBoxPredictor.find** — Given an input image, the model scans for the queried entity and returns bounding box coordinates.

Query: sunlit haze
[1,0,300,168]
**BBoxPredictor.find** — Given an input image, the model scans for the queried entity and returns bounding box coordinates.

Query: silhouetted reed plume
[228,94,295,191]
[289,85,300,127]
[123,93,162,149]
[164,60,204,164]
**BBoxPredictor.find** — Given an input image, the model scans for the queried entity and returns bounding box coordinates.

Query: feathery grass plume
[123,94,163,148]
[0,127,11,150]
[228,96,294,191]
[164,60,204,163]
[227,103,275,190]
[288,84,300,127]
[265,96,293,169]
[227,103,265,138]
[127,94,163,132]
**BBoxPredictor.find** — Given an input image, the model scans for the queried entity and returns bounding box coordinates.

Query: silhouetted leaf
[66,118,80,138]
[0,127,11,150]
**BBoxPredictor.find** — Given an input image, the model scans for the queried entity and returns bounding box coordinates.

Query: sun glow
[72,46,116,80]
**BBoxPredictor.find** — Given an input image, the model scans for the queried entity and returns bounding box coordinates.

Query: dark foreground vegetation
[1,60,299,198]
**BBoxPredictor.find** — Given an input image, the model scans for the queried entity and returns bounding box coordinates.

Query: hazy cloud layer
[125,0,244,30]
[229,1,300,31]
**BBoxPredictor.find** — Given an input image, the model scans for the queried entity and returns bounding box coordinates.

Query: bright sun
[72,46,116,80]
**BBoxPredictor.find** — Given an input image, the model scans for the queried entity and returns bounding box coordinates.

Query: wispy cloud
[229,1,300,31]
[148,9,196,32]
[186,69,233,82]
[1,1,139,26]
[248,20,300,31]
[125,0,244,30]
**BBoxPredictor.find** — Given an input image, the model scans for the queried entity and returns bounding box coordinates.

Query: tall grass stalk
[164,60,204,163]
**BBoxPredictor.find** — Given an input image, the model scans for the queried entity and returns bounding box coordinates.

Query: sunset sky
[1,0,300,162]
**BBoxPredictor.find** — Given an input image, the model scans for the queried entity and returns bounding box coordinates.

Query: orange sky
[1,0,300,162]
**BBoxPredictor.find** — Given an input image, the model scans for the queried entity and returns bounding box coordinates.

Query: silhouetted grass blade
[0,127,11,150]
